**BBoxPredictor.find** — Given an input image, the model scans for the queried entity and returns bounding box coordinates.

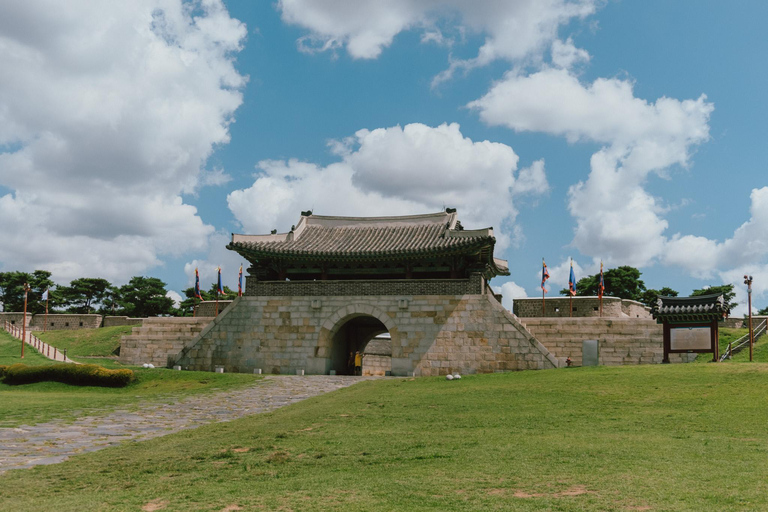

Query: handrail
[721,319,767,361]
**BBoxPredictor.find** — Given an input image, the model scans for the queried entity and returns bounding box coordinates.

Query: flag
[569,259,576,296]
[41,289,49,301]
[194,268,202,299]
[217,267,224,295]
[238,265,243,297]
[541,258,550,293]
[598,261,605,299]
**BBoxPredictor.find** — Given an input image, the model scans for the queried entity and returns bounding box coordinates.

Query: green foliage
[118,276,174,317]
[2,363,135,387]
[758,306,768,315]
[640,286,679,307]
[0,270,55,313]
[58,277,112,314]
[691,284,736,313]
[561,265,647,301]
[177,283,238,316]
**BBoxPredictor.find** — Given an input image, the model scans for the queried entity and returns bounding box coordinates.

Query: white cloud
[470,68,713,267]
[496,281,528,312]
[665,187,768,278]
[0,0,246,283]
[551,37,590,69]
[228,123,548,251]
[278,0,597,83]
[166,290,183,309]
[183,231,247,292]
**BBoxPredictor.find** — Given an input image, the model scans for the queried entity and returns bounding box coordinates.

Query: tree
[758,306,768,316]
[640,287,678,308]
[119,276,174,318]
[691,284,736,315]
[560,266,646,301]
[59,277,112,314]
[98,286,123,316]
[0,270,55,313]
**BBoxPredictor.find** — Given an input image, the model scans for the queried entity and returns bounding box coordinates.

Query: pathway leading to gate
[0,375,376,474]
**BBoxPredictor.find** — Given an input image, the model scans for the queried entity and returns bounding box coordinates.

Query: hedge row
[1,363,135,387]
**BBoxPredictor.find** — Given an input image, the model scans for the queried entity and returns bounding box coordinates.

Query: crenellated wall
[513,296,652,319]
[521,317,697,366]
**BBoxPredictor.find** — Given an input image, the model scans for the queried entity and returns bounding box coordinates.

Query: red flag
[541,258,550,293]
[238,265,243,297]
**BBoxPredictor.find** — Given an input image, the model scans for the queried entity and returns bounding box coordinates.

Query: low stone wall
[362,355,391,376]
[119,317,214,367]
[522,317,696,366]
[194,301,233,318]
[0,313,29,327]
[513,296,651,319]
[103,316,144,327]
[30,314,103,330]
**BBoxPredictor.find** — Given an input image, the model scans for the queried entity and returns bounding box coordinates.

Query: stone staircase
[119,317,213,367]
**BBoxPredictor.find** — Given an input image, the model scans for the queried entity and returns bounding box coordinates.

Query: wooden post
[569,294,573,318]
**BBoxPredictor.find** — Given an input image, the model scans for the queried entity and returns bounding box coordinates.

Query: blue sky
[0,1,766,313]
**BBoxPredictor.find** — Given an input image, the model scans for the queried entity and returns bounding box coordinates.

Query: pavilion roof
[651,293,726,323]
[228,211,509,276]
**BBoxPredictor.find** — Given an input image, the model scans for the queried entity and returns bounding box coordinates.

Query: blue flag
[217,267,224,295]
[569,260,576,296]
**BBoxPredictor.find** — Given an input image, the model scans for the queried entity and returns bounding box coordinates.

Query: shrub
[0,365,8,380]
[2,363,135,387]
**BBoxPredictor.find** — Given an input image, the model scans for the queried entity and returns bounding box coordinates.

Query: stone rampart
[513,296,651,319]
[246,275,484,297]
[0,313,29,327]
[119,317,214,367]
[30,314,103,331]
[522,317,697,366]
[103,316,144,328]
[194,301,233,318]
[173,290,558,376]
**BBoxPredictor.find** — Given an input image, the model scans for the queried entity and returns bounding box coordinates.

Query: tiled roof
[651,293,726,323]
[228,211,509,275]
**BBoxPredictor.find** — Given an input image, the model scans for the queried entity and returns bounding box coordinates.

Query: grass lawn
[2,364,767,511]
[36,325,133,365]
[0,330,54,367]
[0,331,259,428]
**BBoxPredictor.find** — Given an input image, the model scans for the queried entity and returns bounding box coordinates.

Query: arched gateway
[174,210,558,375]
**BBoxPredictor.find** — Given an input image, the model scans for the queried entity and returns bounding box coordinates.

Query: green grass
[2,364,768,511]
[0,330,54,367]
[1,328,258,427]
[0,368,259,428]
[36,325,133,364]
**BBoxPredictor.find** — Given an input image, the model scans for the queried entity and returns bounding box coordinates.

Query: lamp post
[744,275,753,362]
[21,282,30,359]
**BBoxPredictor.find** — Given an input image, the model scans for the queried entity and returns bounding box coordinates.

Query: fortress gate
[173,210,558,376]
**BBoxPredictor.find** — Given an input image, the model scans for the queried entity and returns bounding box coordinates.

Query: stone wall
[103,316,144,328]
[246,275,484,297]
[522,317,697,366]
[194,301,233,318]
[173,289,558,376]
[513,296,651,319]
[119,317,214,367]
[29,314,103,330]
[0,313,29,327]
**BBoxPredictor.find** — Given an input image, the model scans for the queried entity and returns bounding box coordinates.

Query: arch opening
[329,315,391,376]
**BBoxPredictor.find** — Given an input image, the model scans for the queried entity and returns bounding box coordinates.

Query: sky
[0,0,766,314]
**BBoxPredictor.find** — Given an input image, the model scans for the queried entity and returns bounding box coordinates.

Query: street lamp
[744,275,753,362]
[21,282,30,359]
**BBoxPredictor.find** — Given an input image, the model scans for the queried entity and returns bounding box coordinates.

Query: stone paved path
[0,375,375,474]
